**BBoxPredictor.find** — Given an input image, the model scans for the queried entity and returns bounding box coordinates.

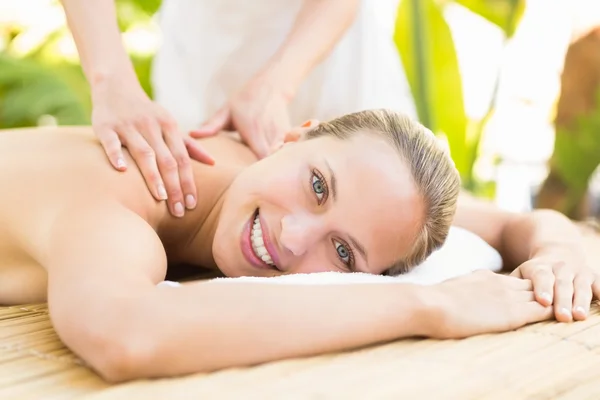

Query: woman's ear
[284,119,320,143]
[270,119,320,155]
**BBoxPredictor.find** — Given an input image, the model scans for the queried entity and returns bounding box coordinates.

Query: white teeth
[251,214,274,266]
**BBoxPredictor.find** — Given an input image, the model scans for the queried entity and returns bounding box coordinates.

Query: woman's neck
[156,135,257,269]
[156,165,236,269]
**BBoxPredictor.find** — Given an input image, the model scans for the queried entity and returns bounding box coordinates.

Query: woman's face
[213,132,425,277]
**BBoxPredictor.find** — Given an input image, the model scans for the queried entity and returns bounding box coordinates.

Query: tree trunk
[536,27,600,219]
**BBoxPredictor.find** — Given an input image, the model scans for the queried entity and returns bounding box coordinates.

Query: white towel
[157,226,502,287]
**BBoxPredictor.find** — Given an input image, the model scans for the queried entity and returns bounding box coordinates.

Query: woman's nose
[280,213,324,256]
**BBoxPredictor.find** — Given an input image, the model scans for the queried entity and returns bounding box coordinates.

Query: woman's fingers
[96,127,126,171]
[120,125,166,202]
[104,120,204,218]
[247,133,273,160]
[162,125,197,212]
[593,274,600,300]
[142,121,186,217]
[492,272,533,291]
[530,267,555,306]
[553,265,575,322]
[516,290,536,302]
[522,301,555,324]
[572,274,594,321]
[190,107,231,137]
[184,137,215,165]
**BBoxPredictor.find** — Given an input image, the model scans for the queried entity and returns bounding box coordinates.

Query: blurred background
[1,0,600,220]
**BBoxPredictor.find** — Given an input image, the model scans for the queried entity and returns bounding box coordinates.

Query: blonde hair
[306,109,461,275]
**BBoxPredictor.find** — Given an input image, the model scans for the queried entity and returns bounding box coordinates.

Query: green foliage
[395,0,524,194]
[115,0,162,31]
[0,53,90,128]
[131,54,155,98]
[0,0,157,129]
[453,0,525,37]
[395,0,468,179]
[552,91,600,211]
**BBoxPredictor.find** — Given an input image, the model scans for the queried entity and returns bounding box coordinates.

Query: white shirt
[151,0,416,131]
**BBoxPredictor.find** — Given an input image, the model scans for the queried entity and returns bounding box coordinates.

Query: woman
[0,110,596,382]
[58,0,415,220]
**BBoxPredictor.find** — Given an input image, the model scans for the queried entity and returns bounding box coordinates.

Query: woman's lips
[240,209,276,270]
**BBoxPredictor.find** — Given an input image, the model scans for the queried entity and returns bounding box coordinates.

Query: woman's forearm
[501,209,584,269]
[258,0,360,98]
[124,282,431,380]
[59,0,138,88]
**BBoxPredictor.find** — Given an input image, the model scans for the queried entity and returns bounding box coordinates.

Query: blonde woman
[0,110,597,382]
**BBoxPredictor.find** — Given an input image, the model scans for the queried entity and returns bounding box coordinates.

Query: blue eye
[332,239,354,268]
[311,169,328,205]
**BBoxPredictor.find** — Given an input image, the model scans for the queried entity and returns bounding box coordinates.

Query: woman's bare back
[0,127,157,302]
[0,126,255,304]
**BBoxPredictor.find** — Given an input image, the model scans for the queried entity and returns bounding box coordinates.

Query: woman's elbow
[52,309,155,382]
[89,329,154,383]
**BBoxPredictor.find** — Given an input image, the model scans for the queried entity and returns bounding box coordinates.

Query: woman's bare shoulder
[194,132,258,167]
[0,125,161,252]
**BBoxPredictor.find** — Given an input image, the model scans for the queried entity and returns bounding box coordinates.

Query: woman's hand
[91,75,214,218]
[510,244,600,322]
[424,270,553,339]
[190,75,292,159]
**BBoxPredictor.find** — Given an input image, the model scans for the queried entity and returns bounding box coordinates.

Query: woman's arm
[453,193,583,270]
[101,271,549,381]
[44,203,166,379]
[44,203,549,383]
[59,0,135,87]
[58,0,212,216]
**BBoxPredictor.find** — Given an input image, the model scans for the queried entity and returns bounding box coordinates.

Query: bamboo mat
[2,226,600,399]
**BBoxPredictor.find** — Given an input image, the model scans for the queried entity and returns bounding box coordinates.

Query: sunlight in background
[0,0,160,59]
[2,0,600,211]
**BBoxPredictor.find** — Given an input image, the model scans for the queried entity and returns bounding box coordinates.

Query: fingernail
[174,202,184,217]
[185,194,196,209]
[559,307,571,317]
[574,306,587,316]
[116,157,126,169]
[540,292,552,303]
[301,120,312,128]
[157,184,168,200]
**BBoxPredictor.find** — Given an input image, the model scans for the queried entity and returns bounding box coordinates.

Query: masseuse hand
[510,244,600,322]
[190,74,292,158]
[425,270,553,339]
[92,75,214,217]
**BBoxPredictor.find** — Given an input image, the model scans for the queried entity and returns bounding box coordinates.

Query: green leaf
[0,54,90,128]
[115,0,162,31]
[552,94,600,195]
[453,0,525,37]
[131,54,155,98]
[116,0,162,16]
[395,0,468,178]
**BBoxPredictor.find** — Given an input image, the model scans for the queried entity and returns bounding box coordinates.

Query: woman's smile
[241,209,281,271]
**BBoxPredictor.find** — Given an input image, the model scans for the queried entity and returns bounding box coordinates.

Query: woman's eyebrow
[323,158,369,266]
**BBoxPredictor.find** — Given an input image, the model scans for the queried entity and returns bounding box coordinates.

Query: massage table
[2,226,600,399]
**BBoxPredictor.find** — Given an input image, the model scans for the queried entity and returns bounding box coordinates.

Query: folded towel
[157,226,502,287]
